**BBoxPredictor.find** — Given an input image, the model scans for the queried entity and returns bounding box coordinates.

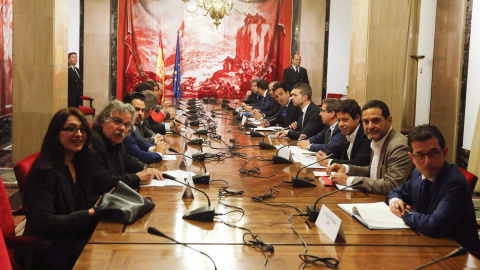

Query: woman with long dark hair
[16,108,97,269]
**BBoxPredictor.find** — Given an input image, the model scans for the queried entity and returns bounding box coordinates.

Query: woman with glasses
[16,108,98,269]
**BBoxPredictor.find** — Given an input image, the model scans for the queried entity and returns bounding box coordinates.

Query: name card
[315,204,346,243]
[277,146,291,161]
[185,128,193,139]
[180,148,193,168]
[182,174,195,199]
[241,115,247,125]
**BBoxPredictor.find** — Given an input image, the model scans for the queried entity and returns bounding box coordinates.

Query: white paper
[335,183,357,191]
[289,146,317,155]
[313,171,328,177]
[254,127,284,131]
[162,155,178,161]
[140,179,185,187]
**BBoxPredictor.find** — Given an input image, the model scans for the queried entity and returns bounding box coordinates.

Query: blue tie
[282,107,287,118]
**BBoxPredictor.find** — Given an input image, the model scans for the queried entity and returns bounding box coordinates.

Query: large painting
[0,0,12,116]
[117,0,292,99]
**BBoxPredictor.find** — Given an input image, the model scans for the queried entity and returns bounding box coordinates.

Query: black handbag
[94,181,155,224]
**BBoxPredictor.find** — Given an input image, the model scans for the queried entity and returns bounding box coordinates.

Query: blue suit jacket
[307,123,344,152]
[123,132,163,164]
[325,123,371,166]
[252,90,273,111]
[387,163,480,251]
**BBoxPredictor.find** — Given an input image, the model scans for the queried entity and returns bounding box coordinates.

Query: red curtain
[0,0,13,116]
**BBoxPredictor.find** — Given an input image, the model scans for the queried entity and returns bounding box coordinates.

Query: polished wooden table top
[76,102,480,269]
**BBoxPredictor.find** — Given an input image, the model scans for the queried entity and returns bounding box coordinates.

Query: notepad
[337,202,410,230]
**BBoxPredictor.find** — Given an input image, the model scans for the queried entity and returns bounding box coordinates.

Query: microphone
[413,246,466,270]
[291,153,333,187]
[172,130,204,148]
[168,147,210,184]
[259,126,287,149]
[306,180,364,222]
[272,136,308,164]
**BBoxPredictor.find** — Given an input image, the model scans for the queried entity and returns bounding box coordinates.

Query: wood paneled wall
[83,0,112,117]
[430,0,467,163]
[12,0,69,162]
[299,0,326,105]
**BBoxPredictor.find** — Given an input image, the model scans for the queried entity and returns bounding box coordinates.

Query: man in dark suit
[327,100,413,195]
[242,78,261,105]
[387,125,480,251]
[316,99,371,166]
[261,82,302,127]
[91,100,163,195]
[243,80,272,113]
[283,54,309,93]
[253,81,281,120]
[274,83,323,140]
[298,98,343,152]
[68,52,82,108]
[122,92,168,164]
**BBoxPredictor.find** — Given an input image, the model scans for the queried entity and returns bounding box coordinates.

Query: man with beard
[91,100,163,196]
[261,82,302,127]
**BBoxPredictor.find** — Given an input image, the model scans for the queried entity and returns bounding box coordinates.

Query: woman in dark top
[16,108,97,269]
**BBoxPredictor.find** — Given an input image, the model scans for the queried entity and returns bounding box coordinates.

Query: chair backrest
[0,176,15,237]
[326,93,344,99]
[13,152,40,210]
[0,231,12,270]
[459,167,478,195]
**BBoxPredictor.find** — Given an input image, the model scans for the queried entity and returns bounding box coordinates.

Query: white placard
[315,205,346,243]
[241,115,247,125]
[277,147,291,161]
[185,128,193,139]
[180,148,193,168]
[182,174,196,198]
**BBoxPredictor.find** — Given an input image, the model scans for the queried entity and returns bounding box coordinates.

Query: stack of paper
[337,202,410,230]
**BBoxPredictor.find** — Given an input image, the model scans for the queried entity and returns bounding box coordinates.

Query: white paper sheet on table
[335,183,358,191]
[254,126,284,131]
[288,146,317,155]
[162,155,178,161]
[313,171,328,177]
[140,170,195,187]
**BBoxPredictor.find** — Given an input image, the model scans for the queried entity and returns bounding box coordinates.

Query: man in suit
[387,125,480,251]
[261,82,302,127]
[243,80,272,113]
[283,54,309,93]
[68,52,82,108]
[253,81,281,120]
[91,100,163,195]
[122,92,168,164]
[327,100,413,195]
[242,78,261,105]
[274,83,323,140]
[298,98,343,152]
[316,99,371,166]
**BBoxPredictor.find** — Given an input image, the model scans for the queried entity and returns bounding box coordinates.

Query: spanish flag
[155,33,165,103]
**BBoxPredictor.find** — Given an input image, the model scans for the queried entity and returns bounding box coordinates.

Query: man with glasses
[91,100,163,196]
[327,100,413,195]
[387,124,480,251]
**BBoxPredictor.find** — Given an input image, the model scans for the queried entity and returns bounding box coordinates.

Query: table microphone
[172,130,204,148]
[306,180,364,222]
[291,153,333,187]
[272,137,308,164]
[168,147,210,184]
[258,126,288,149]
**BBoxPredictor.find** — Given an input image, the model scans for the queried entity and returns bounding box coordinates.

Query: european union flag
[173,34,182,98]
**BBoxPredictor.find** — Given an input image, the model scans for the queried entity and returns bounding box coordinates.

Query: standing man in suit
[298,98,343,152]
[274,83,323,140]
[261,82,302,127]
[326,100,413,195]
[68,52,82,108]
[387,125,480,251]
[316,99,371,166]
[283,54,309,93]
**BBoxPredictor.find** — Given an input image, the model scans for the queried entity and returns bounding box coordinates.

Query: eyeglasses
[109,117,132,130]
[412,150,443,161]
[61,126,87,134]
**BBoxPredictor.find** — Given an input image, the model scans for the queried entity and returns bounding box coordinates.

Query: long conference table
[75,101,480,269]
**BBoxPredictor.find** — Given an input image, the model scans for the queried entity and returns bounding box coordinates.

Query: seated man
[274,83,323,140]
[297,98,343,152]
[316,99,371,166]
[387,124,480,251]
[122,92,168,164]
[242,78,261,106]
[326,100,413,195]
[91,100,163,195]
[253,81,281,120]
[243,80,272,115]
[261,82,302,128]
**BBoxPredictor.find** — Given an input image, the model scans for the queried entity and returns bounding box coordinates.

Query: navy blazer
[244,92,260,105]
[123,131,163,164]
[283,66,309,93]
[325,124,371,166]
[262,99,281,118]
[387,163,480,251]
[252,90,273,111]
[308,123,344,152]
[268,99,302,127]
[287,102,324,140]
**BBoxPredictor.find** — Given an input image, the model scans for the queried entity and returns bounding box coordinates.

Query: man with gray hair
[91,100,163,196]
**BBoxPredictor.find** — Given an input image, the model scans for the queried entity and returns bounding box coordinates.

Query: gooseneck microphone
[306,180,364,222]
[158,176,215,221]
[259,127,288,149]
[272,136,308,164]
[172,130,204,149]
[291,154,333,187]
[168,147,210,184]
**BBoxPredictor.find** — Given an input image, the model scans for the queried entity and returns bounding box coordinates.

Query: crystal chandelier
[184,0,251,29]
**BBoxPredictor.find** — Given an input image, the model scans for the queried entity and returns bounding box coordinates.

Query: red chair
[0,229,12,270]
[13,152,39,212]
[459,167,478,195]
[79,96,95,117]
[0,176,51,269]
[326,93,344,99]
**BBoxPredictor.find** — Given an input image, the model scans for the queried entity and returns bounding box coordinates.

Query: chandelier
[184,0,251,29]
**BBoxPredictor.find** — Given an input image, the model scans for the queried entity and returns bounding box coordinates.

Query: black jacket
[283,66,309,93]
[268,99,302,127]
[287,102,323,140]
[325,124,372,166]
